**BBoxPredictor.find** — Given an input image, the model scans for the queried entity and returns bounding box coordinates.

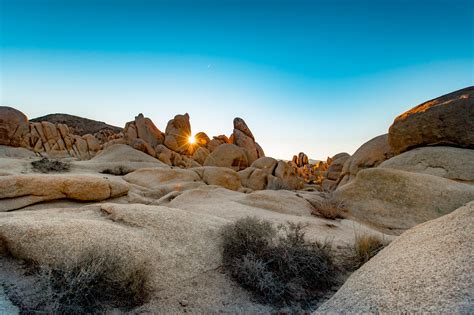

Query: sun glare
[188,135,196,144]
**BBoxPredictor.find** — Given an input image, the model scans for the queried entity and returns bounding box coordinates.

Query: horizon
[1,0,473,160]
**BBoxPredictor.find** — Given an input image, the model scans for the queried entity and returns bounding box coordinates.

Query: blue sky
[1,0,473,159]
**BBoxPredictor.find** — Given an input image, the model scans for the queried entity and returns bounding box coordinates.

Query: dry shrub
[9,248,152,314]
[100,165,133,176]
[352,233,386,268]
[31,158,70,173]
[309,196,347,220]
[222,217,338,310]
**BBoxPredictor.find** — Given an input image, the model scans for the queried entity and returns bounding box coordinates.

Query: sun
[188,135,196,144]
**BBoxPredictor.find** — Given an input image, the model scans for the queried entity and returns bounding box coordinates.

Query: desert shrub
[100,165,133,176]
[309,196,347,220]
[351,233,386,268]
[222,217,338,310]
[31,158,70,173]
[11,248,152,314]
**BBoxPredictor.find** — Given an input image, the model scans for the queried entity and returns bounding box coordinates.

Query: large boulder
[388,86,474,154]
[316,202,474,314]
[164,113,192,154]
[0,174,129,211]
[232,118,264,164]
[203,144,249,171]
[207,135,230,152]
[380,146,474,182]
[0,107,29,147]
[334,168,474,234]
[338,134,394,187]
[238,167,268,190]
[193,167,242,191]
[124,113,164,149]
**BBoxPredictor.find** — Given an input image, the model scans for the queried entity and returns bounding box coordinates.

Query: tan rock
[0,107,29,147]
[338,134,394,187]
[195,166,242,191]
[204,144,249,171]
[238,167,268,190]
[83,134,100,152]
[0,174,129,211]
[192,147,210,165]
[388,86,474,154]
[207,135,230,152]
[334,168,474,234]
[194,132,210,147]
[130,138,156,157]
[316,202,474,314]
[164,113,192,154]
[380,146,474,182]
[232,118,264,164]
[251,157,278,174]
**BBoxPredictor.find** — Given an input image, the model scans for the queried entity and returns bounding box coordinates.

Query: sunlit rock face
[231,117,265,164]
[164,113,193,154]
[388,86,474,154]
[124,113,165,149]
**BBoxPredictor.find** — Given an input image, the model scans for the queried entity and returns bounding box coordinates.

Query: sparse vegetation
[31,158,71,173]
[6,248,152,314]
[100,165,133,176]
[351,233,387,268]
[222,217,338,310]
[309,195,347,220]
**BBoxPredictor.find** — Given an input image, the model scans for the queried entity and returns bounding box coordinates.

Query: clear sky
[1,0,473,160]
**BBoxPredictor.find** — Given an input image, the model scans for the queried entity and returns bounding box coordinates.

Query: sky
[1,0,473,160]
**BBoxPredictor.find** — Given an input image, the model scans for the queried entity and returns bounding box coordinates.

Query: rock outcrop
[0,174,129,211]
[0,107,29,147]
[204,144,249,171]
[164,113,192,154]
[124,113,165,149]
[388,86,474,154]
[379,146,474,182]
[316,202,474,313]
[338,134,394,187]
[334,168,474,234]
[232,118,264,164]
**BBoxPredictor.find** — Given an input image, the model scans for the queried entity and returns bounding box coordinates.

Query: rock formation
[231,118,265,164]
[316,202,474,313]
[0,106,29,147]
[164,113,192,154]
[388,86,474,154]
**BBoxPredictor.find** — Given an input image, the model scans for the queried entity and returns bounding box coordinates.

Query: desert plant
[222,217,338,310]
[352,233,386,268]
[309,196,347,220]
[31,158,71,173]
[100,165,133,176]
[9,248,152,314]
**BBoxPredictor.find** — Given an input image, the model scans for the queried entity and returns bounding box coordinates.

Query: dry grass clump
[100,165,133,176]
[351,233,387,268]
[31,158,71,173]
[222,217,338,310]
[7,248,152,314]
[309,196,347,220]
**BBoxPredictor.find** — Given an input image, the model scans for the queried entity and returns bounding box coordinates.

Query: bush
[222,217,338,309]
[9,248,152,314]
[352,233,386,268]
[100,165,133,176]
[309,196,347,220]
[31,158,70,173]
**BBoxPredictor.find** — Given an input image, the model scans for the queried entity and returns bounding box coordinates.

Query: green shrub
[31,158,70,173]
[222,217,338,309]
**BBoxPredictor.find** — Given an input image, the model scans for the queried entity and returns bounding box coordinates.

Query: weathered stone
[388,86,474,154]
[203,144,249,171]
[0,107,29,147]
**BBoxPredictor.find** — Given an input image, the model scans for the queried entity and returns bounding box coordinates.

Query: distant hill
[31,113,122,136]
